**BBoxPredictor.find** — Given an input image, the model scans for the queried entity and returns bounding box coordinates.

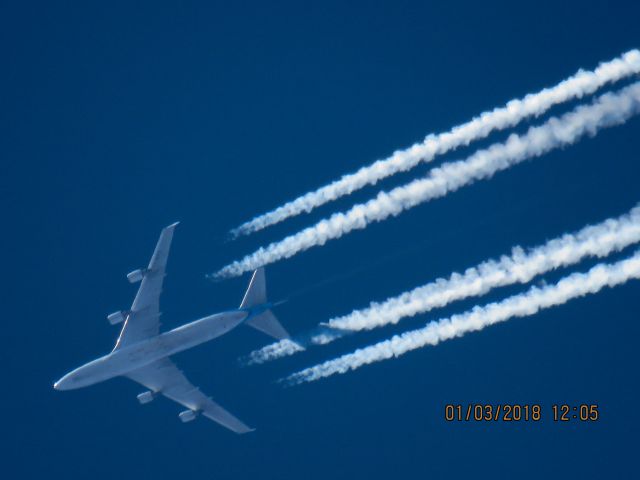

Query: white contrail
[215,82,640,279]
[285,249,640,385]
[243,326,340,365]
[244,338,307,365]
[328,205,640,331]
[230,50,640,238]
[244,204,640,364]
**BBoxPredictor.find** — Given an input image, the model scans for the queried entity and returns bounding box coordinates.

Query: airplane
[54,222,289,434]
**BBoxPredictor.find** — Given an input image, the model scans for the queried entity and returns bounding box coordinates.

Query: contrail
[284,249,640,385]
[214,82,640,279]
[328,205,640,331]
[243,326,341,365]
[230,50,640,238]
[245,204,640,364]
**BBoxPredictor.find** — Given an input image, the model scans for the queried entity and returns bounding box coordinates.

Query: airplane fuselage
[54,309,250,390]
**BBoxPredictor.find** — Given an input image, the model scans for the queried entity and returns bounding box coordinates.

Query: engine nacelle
[179,409,198,423]
[127,268,148,283]
[137,391,155,405]
[107,311,128,325]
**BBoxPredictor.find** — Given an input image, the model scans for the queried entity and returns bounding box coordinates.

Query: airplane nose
[54,376,70,391]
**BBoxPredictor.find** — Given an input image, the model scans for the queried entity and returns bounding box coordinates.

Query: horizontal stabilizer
[246,310,289,340]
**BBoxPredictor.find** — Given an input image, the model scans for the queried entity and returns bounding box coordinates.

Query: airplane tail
[240,268,290,340]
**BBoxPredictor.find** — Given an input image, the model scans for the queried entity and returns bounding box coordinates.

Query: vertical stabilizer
[240,268,267,309]
[240,268,289,340]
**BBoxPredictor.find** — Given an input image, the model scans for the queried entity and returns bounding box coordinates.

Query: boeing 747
[54,223,289,433]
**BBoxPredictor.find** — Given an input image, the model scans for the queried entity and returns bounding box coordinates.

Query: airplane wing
[126,357,254,434]
[115,222,179,349]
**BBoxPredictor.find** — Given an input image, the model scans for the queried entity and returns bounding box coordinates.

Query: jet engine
[107,310,129,325]
[126,268,149,283]
[179,409,198,423]
[137,391,155,404]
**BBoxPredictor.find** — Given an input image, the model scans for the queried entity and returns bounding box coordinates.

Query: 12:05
[552,404,599,421]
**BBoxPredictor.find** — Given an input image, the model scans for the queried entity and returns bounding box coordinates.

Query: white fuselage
[54,310,249,390]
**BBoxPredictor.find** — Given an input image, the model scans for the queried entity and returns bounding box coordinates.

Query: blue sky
[2,1,639,478]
